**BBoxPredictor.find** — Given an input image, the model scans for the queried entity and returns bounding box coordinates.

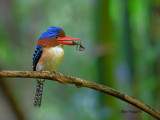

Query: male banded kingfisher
[32,26,84,107]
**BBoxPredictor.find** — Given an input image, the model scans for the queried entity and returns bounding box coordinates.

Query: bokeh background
[0,0,160,120]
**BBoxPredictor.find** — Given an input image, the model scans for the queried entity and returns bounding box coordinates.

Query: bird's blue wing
[32,46,43,71]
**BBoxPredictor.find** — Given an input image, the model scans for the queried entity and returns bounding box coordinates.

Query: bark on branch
[0,70,159,119]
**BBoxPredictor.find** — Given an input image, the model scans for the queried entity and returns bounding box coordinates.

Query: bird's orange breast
[36,45,64,72]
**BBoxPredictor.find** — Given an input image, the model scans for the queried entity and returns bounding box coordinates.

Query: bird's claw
[43,71,50,74]
[56,72,62,76]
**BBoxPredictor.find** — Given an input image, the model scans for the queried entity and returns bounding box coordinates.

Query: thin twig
[0,70,160,119]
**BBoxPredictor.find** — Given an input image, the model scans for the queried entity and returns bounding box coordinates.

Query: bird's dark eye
[55,35,58,39]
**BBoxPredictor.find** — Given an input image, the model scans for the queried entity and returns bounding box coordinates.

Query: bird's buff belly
[36,46,64,72]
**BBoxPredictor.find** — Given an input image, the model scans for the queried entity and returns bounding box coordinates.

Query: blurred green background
[0,0,160,120]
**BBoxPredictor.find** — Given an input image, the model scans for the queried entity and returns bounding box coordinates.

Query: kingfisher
[32,26,83,107]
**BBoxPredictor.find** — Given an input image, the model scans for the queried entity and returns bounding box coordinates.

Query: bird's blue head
[38,26,80,46]
[39,26,63,39]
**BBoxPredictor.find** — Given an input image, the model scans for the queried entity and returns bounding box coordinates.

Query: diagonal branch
[0,70,160,119]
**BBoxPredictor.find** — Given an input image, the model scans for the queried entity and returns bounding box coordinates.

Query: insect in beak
[72,40,85,51]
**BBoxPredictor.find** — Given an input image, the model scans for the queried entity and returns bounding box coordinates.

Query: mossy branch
[0,70,160,119]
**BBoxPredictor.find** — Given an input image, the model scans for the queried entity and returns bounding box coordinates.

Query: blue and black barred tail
[34,79,45,107]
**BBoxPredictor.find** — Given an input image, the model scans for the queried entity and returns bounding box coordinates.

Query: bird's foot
[43,71,50,74]
[52,72,67,84]
[50,71,62,76]
[56,72,63,76]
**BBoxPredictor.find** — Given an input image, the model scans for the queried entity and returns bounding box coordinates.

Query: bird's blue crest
[39,26,63,39]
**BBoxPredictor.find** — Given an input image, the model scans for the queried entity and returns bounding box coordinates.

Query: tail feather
[34,79,45,107]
